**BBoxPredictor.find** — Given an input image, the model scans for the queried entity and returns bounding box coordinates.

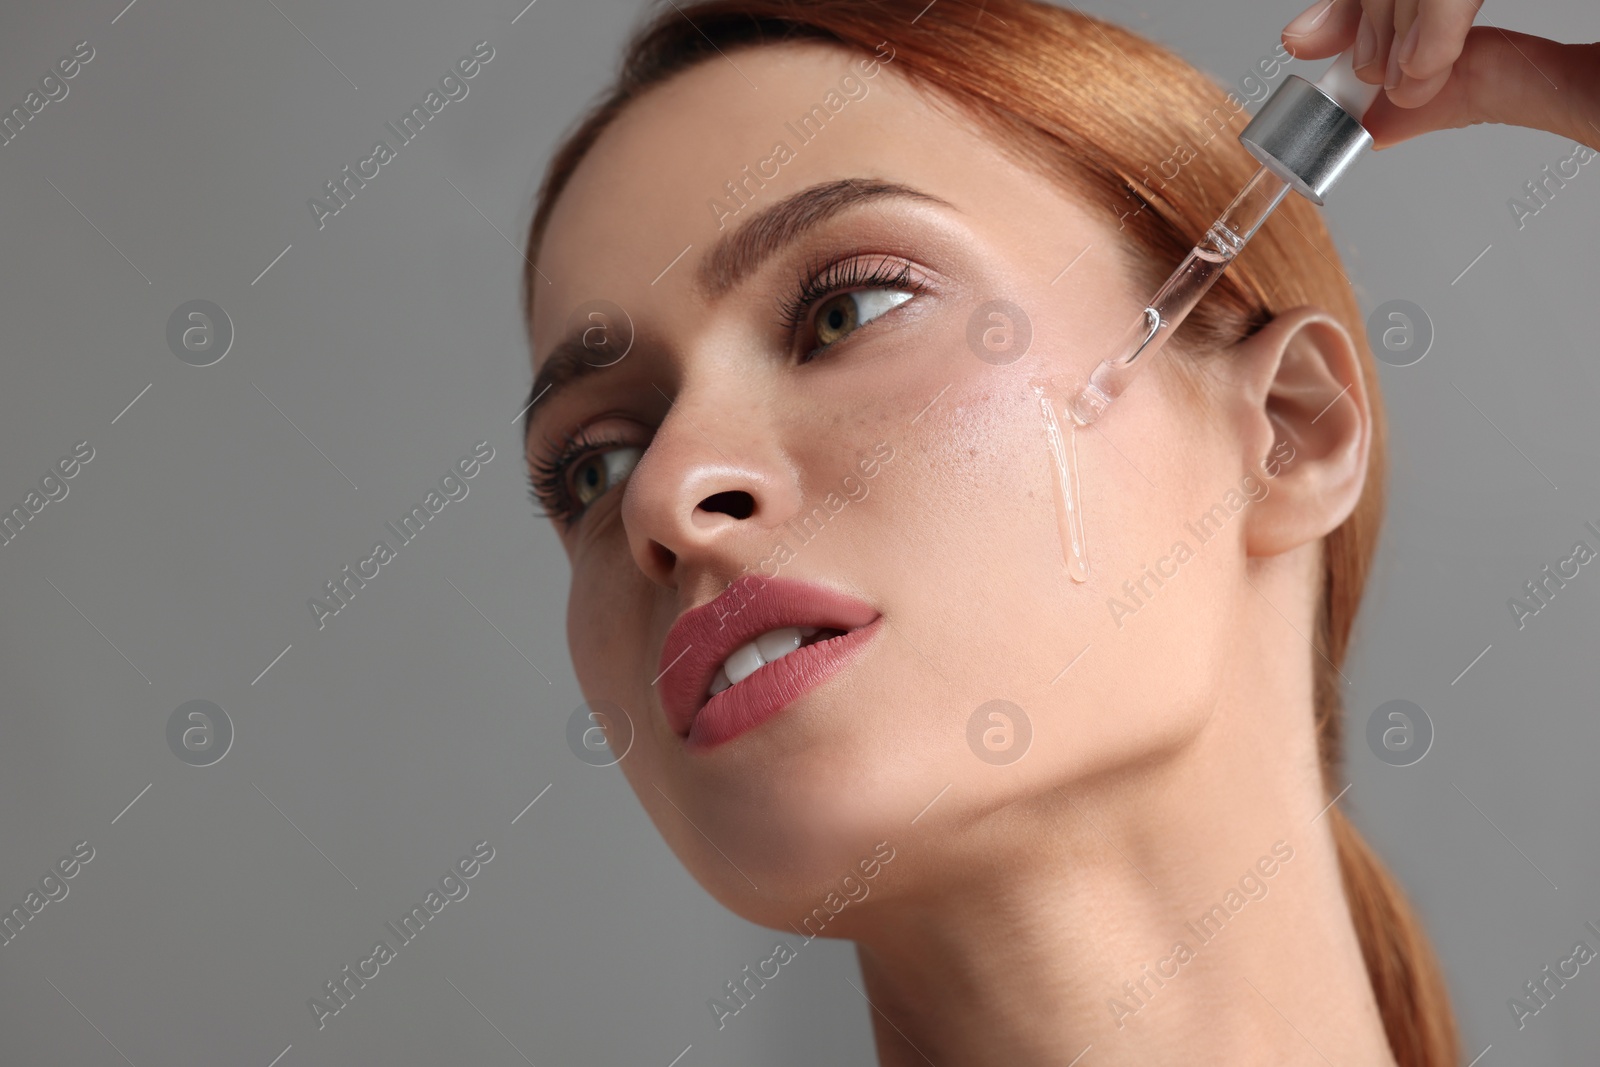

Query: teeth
[723,642,766,685]
[756,628,803,662]
[708,626,807,697]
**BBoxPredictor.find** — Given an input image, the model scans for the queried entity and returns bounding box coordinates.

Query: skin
[1281,0,1600,149]
[527,41,1395,1066]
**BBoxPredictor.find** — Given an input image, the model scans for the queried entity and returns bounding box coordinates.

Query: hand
[1279,0,1600,150]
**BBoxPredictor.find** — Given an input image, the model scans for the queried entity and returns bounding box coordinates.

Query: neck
[849,572,1398,1066]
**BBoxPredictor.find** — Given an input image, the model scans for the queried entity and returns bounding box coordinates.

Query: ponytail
[1330,808,1460,1066]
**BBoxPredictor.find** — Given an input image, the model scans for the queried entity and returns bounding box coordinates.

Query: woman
[517,1,1592,1062]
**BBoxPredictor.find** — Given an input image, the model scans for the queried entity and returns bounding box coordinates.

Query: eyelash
[532,254,927,526]
[777,252,928,359]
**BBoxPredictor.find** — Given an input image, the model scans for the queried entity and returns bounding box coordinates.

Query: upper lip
[655,575,880,737]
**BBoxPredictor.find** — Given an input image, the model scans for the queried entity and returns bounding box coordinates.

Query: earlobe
[1226,306,1372,558]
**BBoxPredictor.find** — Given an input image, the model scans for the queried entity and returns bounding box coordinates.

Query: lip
[656,575,882,748]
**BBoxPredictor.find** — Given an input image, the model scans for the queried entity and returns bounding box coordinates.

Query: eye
[812,289,916,348]
[779,254,930,360]
[528,431,646,528]
[571,446,644,508]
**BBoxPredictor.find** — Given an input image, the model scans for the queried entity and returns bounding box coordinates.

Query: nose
[620,396,802,589]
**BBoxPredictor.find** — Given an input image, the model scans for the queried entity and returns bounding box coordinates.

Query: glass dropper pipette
[1068,47,1382,426]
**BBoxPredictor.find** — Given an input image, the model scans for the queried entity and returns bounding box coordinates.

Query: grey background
[0,0,1594,1063]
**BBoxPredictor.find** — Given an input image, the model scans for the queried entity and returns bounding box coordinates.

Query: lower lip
[686,618,883,750]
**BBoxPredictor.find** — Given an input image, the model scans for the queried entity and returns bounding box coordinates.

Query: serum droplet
[1035,384,1089,582]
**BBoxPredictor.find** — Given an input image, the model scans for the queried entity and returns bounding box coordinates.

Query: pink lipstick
[656,575,882,749]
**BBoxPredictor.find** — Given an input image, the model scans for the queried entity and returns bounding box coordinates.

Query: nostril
[649,542,677,573]
[699,490,755,520]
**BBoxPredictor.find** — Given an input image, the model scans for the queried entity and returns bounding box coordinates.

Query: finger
[1355,0,1398,83]
[1361,28,1600,149]
[1351,10,1380,75]
[1399,0,1483,81]
[1390,0,1420,47]
[1382,0,1460,108]
[1385,66,1452,109]
[1280,0,1363,60]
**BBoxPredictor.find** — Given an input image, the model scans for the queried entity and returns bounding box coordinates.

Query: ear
[1221,306,1372,558]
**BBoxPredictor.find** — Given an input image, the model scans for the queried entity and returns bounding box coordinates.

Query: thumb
[1361,27,1600,151]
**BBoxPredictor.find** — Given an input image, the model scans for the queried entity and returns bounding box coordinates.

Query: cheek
[785,378,1085,811]
[876,373,1096,675]
[870,361,1240,793]
[905,384,1063,609]
[565,536,655,701]
[1057,372,1240,759]
[566,546,691,829]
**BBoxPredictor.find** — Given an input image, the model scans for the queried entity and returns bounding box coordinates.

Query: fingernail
[1397,20,1421,68]
[1383,34,1403,89]
[1283,0,1334,39]
[1353,12,1377,69]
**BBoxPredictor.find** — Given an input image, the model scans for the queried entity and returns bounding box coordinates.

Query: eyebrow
[696,177,953,299]
[523,178,954,445]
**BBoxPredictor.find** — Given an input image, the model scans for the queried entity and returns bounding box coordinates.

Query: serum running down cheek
[1033,381,1089,583]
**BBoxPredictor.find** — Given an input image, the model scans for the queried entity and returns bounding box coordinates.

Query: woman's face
[528,42,1262,923]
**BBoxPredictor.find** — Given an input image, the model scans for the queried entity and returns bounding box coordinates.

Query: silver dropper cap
[1238,74,1372,205]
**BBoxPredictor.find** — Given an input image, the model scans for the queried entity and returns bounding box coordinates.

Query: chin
[628,689,937,922]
